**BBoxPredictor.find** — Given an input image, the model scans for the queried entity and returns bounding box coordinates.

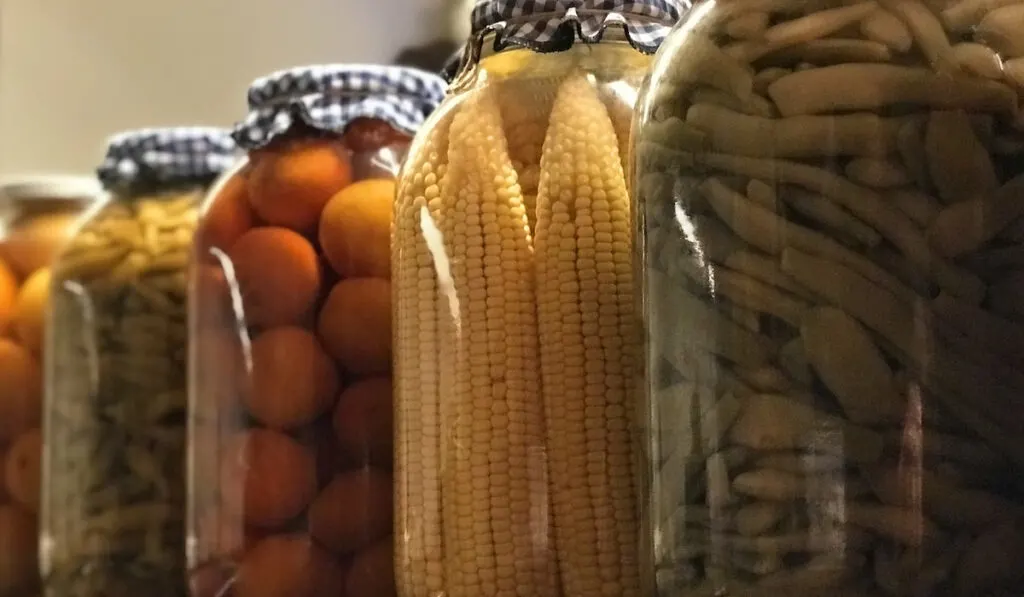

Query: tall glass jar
[186,65,446,597]
[0,176,98,597]
[42,128,238,597]
[392,2,680,597]
[633,1,1024,595]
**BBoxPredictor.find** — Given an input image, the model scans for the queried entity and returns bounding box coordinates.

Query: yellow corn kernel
[497,78,560,229]
[440,85,559,597]
[393,106,454,597]
[534,74,640,597]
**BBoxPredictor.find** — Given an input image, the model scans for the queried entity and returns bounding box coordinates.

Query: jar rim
[0,175,102,203]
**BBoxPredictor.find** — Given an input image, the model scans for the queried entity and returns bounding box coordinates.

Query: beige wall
[0,0,453,178]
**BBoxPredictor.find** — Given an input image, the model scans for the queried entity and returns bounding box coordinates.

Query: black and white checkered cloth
[97,127,238,189]
[234,64,448,150]
[443,0,686,80]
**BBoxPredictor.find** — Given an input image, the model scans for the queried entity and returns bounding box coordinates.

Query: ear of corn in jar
[394,69,646,597]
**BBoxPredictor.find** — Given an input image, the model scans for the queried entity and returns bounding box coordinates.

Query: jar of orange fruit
[42,128,238,597]
[0,176,99,597]
[187,64,446,597]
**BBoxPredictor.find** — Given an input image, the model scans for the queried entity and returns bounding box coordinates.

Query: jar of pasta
[633,0,1024,595]
[0,176,99,597]
[42,128,237,597]
[187,64,446,597]
[392,1,681,596]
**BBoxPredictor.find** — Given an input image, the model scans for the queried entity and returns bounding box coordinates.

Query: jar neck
[453,36,652,92]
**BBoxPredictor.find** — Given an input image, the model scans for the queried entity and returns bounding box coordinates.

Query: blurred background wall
[0,0,474,178]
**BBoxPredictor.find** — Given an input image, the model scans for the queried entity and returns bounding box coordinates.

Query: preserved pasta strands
[43,128,236,597]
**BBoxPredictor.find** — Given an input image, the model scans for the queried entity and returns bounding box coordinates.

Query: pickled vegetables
[635,0,1024,594]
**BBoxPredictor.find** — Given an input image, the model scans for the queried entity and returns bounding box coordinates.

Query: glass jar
[186,65,446,597]
[42,129,238,597]
[0,176,98,597]
[633,1,1024,595]
[392,2,680,596]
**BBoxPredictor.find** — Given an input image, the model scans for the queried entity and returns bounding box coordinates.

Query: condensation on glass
[391,2,680,597]
[41,129,237,597]
[632,0,1024,595]
[186,65,445,597]
[0,176,98,597]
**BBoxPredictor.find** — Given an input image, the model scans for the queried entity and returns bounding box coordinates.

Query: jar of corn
[632,0,1024,594]
[42,128,237,597]
[186,65,445,597]
[0,175,98,597]
[392,1,682,596]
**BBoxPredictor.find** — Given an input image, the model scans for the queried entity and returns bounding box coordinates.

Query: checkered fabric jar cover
[442,0,686,80]
[233,64,448,150]
[97,127,238,189]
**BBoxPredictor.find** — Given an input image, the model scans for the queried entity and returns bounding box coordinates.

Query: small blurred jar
[41,128,237,597]
[0,176,98,597]
[186,65,445,597]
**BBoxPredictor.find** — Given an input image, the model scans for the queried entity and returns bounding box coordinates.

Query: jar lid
[233,64,448,150]
[0,175,102,203]
[444,0,686,80]
[97,127,238,189]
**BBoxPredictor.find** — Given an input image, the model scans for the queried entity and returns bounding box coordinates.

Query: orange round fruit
[234,534,345,597]
[201,172,254,252]
[228,227,321,328]
[346,540,396,597]
[332,377,392,468]
[318,179,394,279]
[0,505,37,594]
[317,278,391,375]
[0,212,78,278]
[5,429,40,512]
[308,467,393,554]
[0,259,15,335]
[12,267,50,354]
[0,339,40,440]
[245,327,340,429]
[221,429,317,528]
[247,140,352,232]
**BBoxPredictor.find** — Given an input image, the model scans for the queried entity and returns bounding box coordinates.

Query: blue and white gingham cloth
[97,127,238,189]
[233,64,448,150]
[444,0,686,80]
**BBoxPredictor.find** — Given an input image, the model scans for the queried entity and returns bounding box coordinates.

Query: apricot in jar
[332,377,393,468]
[0,259,15,334]
[308,467,393,554]
[234,534,345,597]
[317,278,392,375]
[319,179,395,279]
[245,326,340,429]
[247,139,352,232]
[201,172,254,252]
[0,339,40,439]
[346,540,396,597]
[0,212,78,278]
[228,227,321,328]
[221,429,317,528]
[5,428,40,512]
[12,267,50,353]
[0,505,37,594]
